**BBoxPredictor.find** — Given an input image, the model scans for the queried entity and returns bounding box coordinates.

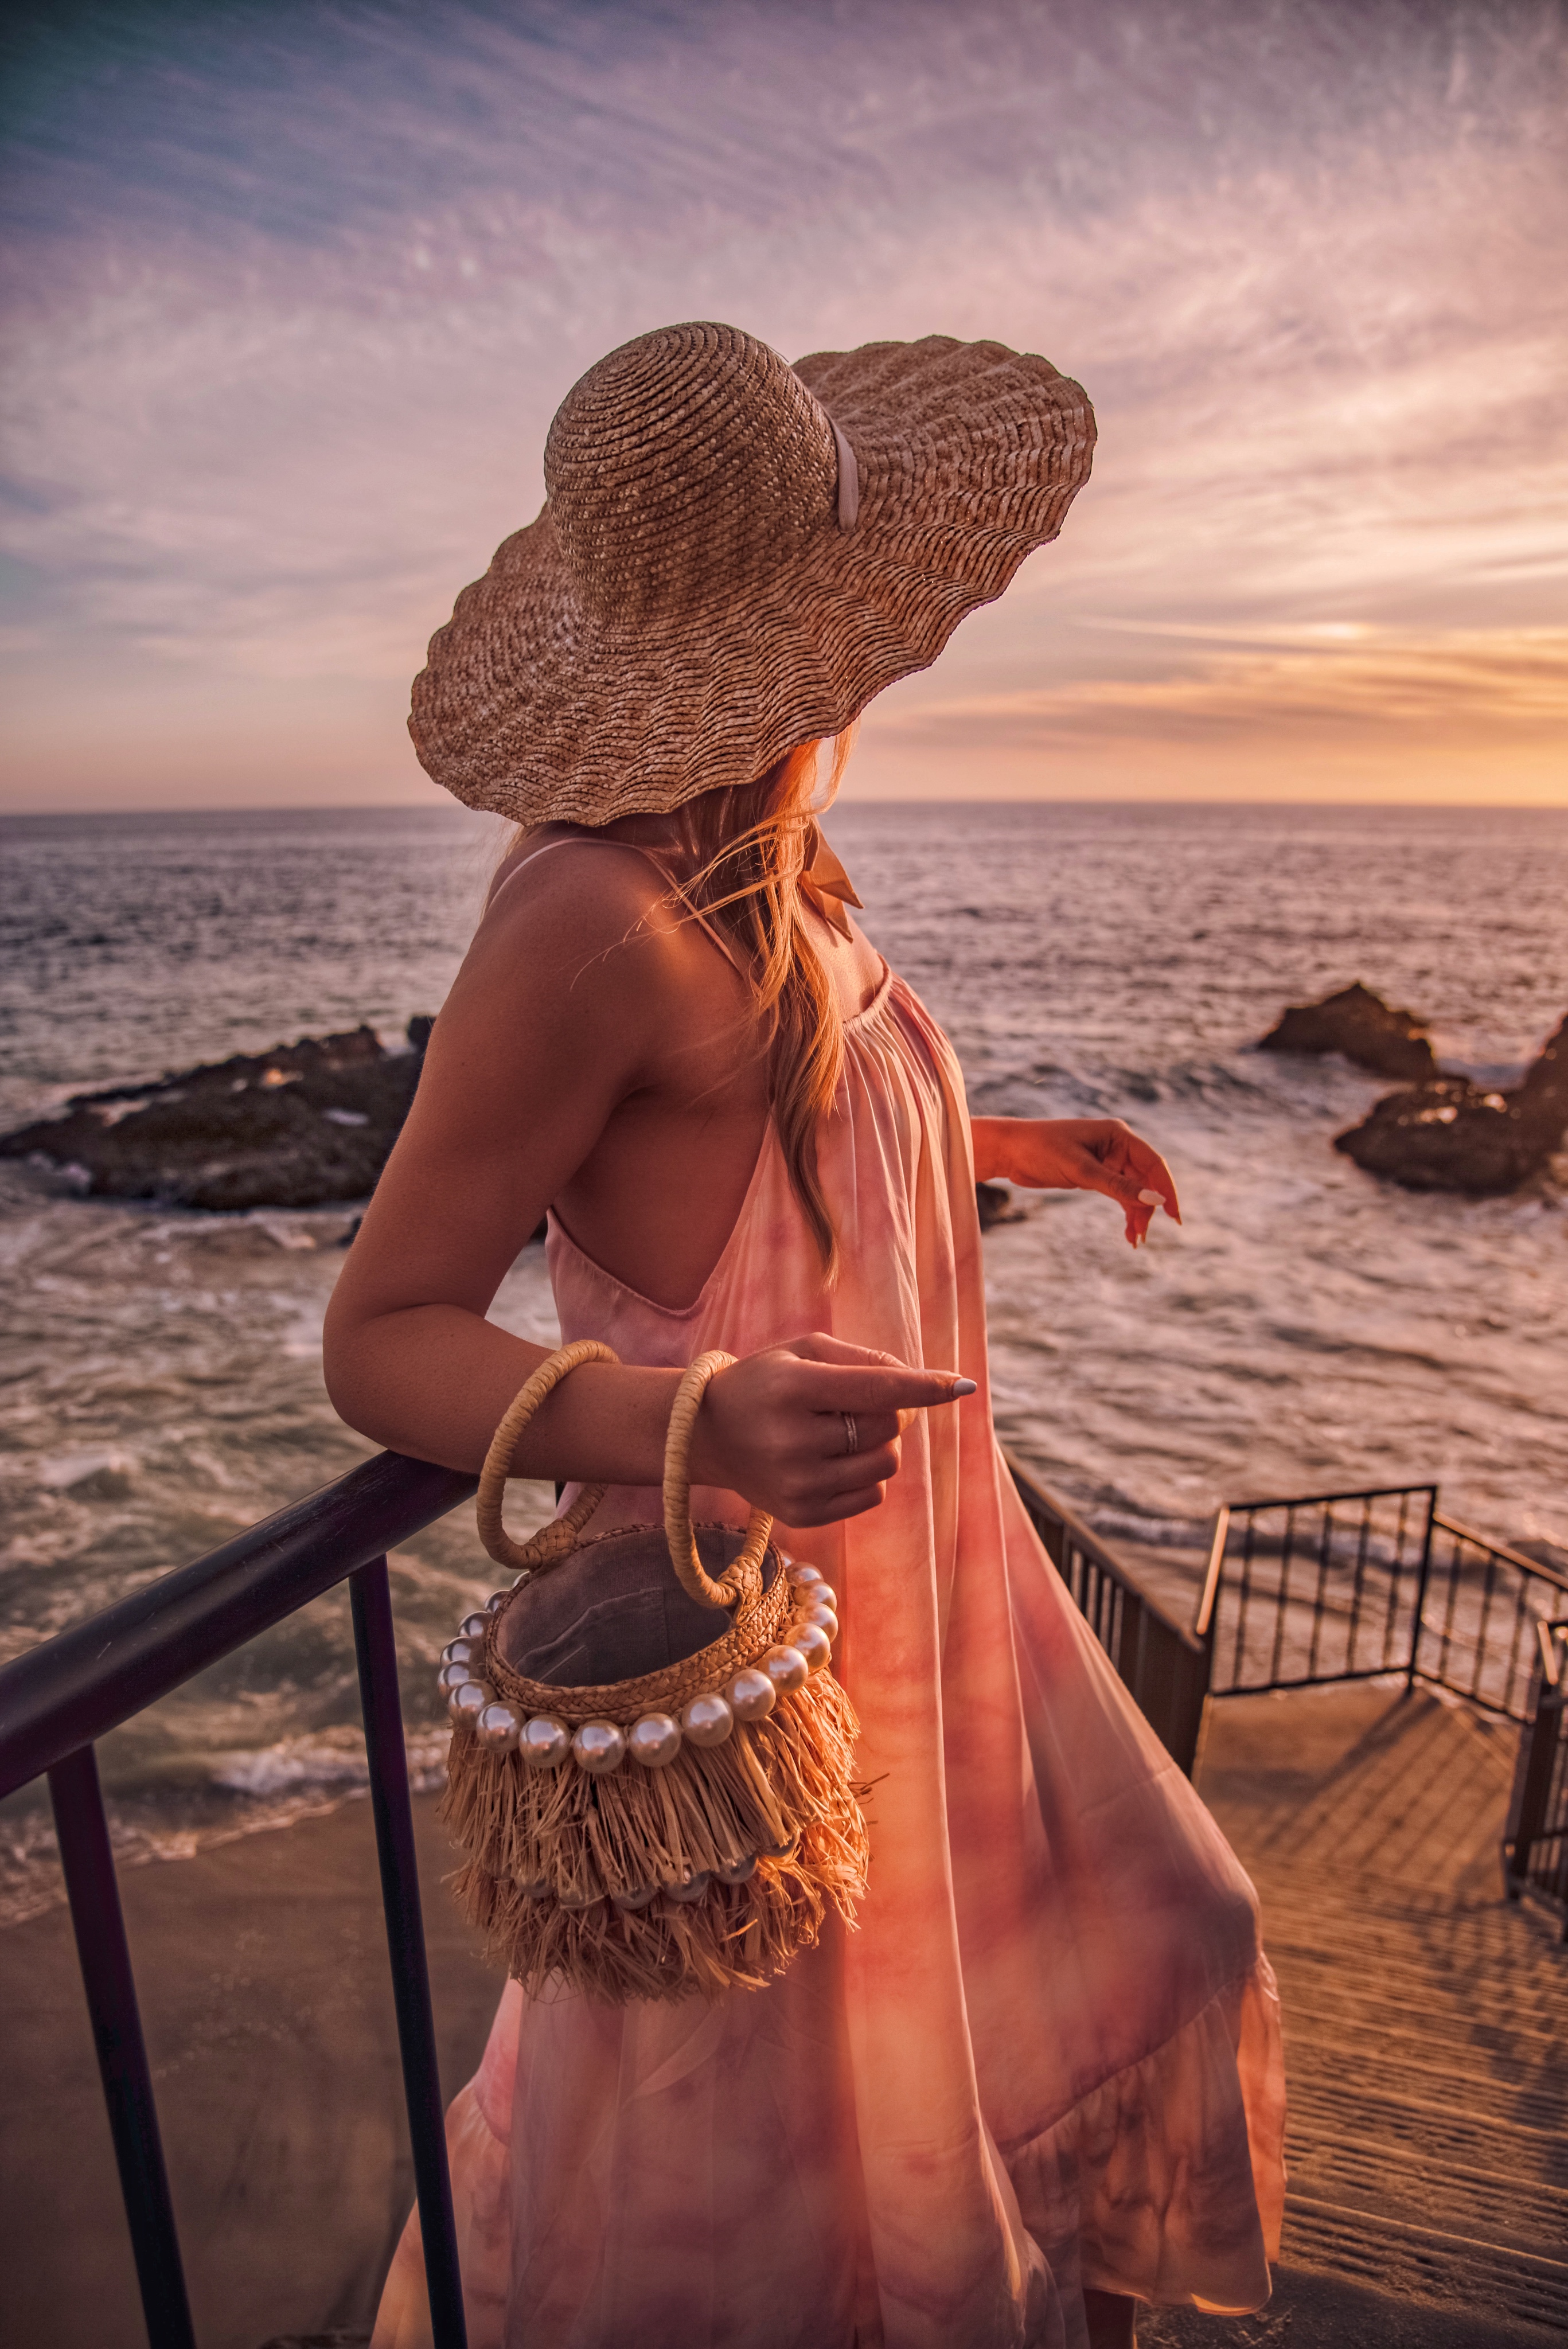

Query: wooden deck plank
[1197,1683,1568,2336]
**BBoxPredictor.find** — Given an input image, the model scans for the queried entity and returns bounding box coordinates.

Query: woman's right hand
[690,1333,976,1526]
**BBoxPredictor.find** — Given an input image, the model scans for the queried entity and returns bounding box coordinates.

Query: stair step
[1260,1902,1566,1966]
[1270,1946,1566,2030]
[1280,1997,1562,2075]
[1258,1899,1561,1963]
[1282,2042,1566,2135]
[1197,1684,1565,2328]
[1275,1983,1563,2062]
[1285,2125,1568,2249]
[1274,1975,1565,2044]
[1281,2194,1568,2333]
[1266,1910,1567,1975]
[1254,1873,1561,1938]
[1285,2078,1568,2188]
[1280,1983,1563,2048]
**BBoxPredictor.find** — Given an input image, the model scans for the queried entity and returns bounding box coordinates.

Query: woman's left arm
[970,1117,1181,1247]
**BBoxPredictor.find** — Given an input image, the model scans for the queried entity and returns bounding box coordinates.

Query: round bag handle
[476,1338,619,1575]
[663,1348,773,1609]
[475,1340,773,1609]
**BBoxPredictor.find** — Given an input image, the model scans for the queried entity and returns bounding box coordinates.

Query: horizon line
[5,795,1567,822]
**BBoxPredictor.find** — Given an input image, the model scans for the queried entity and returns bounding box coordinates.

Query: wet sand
[0,1791,496,2349]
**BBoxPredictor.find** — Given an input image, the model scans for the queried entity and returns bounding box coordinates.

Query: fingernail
[951,1376,977,1396]
[1138,1188,1164,1207]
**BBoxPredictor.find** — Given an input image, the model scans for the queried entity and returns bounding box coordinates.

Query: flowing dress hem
[1004,1952,1285,2319]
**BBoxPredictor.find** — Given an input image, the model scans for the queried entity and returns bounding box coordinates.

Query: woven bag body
[439,1351,868,2003]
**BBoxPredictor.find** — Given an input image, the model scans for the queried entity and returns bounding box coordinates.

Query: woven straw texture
[409,321,1095,824]
[481,1528,793,1727]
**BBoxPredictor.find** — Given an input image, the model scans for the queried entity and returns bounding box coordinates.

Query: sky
[2,0,1565,813]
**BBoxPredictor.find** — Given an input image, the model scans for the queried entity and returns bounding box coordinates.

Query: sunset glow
[3,0,1563,811]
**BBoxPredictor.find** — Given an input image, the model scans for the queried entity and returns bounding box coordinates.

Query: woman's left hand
[970,1116,1181,1247]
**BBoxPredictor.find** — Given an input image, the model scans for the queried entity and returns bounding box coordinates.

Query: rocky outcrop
[976,1181,1027,1231]
[1258,982,1437,1080]
[0,1020,434,1211]
[1334,1014,1567,1194]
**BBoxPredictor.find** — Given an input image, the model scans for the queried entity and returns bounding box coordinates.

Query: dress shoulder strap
[484,834,747,977]
[485,834,613,912]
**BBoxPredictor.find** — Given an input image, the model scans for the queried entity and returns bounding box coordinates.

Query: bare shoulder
[483,833,674,943]
[466,834,692,997]
[436,832,733,1098]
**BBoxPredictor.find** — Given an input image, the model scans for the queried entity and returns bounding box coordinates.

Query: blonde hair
[649,733,855,1279]
[500,735,857,1275]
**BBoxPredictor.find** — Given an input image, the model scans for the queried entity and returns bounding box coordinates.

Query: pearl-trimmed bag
[438,1340,869,2002]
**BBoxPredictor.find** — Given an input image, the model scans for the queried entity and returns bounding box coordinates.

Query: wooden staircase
[1150,1680,1568,2343]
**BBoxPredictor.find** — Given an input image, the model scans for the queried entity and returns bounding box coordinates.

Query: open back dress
[371,957,1286,2349]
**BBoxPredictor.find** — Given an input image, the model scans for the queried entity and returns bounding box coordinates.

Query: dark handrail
[1432,1513,1568,1598]
[1506,1618,1568,1937]
[1196,1478,1568,1724]
[0,1450,475,1798]
[2,1450,480,2349]
[1004,1451,1204,1652]
[1220,1481,1441,1513]
[1004,1450,1211,1774]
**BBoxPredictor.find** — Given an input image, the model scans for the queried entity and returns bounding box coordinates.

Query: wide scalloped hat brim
[409,329,1095,825]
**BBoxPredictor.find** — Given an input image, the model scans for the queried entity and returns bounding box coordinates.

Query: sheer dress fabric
[372,968,1286,2349]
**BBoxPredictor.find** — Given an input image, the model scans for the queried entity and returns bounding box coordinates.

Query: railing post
[1405,1486,1438,1695]
[1507,1694,1559,1901]
[1507,1623,1565,1908]
[1152,1613,1214,1781]
[1193,1507,1228,1645]
[350,1558,469,2349]
[48,1744,196,2349]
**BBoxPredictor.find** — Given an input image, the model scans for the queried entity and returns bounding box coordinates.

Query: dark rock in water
[976,1181,1026,1230]
[1335,1079,1530,1192]
[1334,1013,1568,1194]
[0,1018,436,1211]
[1258,982,1437,1080]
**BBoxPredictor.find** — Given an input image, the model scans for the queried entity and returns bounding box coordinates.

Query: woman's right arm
[323,852,967,1524]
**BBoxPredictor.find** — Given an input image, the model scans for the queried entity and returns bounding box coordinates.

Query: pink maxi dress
[372,962,1286,2349]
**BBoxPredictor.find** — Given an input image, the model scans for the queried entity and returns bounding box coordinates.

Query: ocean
[3,799,1566,1918]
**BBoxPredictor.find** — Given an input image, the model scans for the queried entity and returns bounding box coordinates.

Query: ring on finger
[840,1412,859,1457]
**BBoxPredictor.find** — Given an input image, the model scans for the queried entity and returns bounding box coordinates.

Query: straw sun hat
[409,321,1095,824]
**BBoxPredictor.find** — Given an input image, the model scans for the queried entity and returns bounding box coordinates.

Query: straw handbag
[436,1340,869,2002]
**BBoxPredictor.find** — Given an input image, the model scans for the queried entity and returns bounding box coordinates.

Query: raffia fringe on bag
[437,1341,869,2003]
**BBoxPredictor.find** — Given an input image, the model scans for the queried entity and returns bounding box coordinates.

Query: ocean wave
[212,1723,450,1798]
[3,801,1566,1898]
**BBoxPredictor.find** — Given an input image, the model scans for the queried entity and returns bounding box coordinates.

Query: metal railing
[0,1450,478,2349]
[2,1441,1171,2348]
[1419,1513,1568,1721]
[1507,1620,1568,1937]
[1192,1484,1568,1724]
[1004,1451,1212,1774]
[5,1442,1562,2343]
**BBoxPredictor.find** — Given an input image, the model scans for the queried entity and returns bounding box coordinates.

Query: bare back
[334,824,885,1336]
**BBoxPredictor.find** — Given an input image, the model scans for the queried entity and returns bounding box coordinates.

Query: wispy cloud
[894,628,1568,739]
[863,629,1568,802]
[2,0,1564,807]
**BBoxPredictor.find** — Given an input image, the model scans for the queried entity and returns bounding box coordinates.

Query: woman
[325,323,1285,2349]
